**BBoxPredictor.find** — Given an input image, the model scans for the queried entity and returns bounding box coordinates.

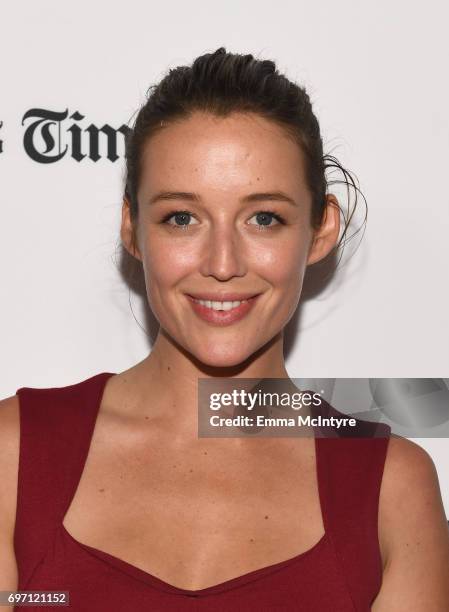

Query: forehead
[138,111,309,197]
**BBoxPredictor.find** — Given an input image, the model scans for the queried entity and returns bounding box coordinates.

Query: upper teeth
[194,299,248,310]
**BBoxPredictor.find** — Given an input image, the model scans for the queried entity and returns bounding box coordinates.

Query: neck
[123,327,292,439]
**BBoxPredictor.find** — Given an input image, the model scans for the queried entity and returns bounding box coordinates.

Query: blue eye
[160,209,285,230]
[161,211,199,229]
[248,211,285,228]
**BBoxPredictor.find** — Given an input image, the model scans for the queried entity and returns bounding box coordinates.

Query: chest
[62,427,325,591]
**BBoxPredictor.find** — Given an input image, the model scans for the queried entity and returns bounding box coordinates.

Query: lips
[186,292,261,302]
[186,293,261,326]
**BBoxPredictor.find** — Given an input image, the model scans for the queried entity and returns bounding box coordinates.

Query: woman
[1,47,448,611]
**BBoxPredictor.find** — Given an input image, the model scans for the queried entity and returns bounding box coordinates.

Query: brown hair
[124,47,365,264]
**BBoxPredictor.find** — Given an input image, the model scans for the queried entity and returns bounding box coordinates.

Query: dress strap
[14,371,114,588]
[313,398,391,609]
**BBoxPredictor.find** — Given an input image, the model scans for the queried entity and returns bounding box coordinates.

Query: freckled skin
[41,111,438,595]
[121,111,340,375]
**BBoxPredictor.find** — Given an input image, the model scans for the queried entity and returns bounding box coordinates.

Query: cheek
[251,235,310,327]
[144,243,196,280]
[140,234,199,308]
[251,234,309,286]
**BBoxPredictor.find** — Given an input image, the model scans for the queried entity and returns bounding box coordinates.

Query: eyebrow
[147,190,298,207]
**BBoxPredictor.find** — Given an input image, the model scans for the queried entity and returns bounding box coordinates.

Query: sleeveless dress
[14,372,391,611]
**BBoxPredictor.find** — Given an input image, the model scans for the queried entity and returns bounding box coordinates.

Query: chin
[193,344,255,370]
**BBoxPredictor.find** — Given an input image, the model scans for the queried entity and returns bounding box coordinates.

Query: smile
[185,294,261,326]
[192,298,249,311]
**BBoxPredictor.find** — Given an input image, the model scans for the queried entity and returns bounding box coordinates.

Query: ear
[120,197,142,261]
[307,194,341,266]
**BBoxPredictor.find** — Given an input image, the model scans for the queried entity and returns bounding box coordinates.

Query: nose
[198,222,248,281]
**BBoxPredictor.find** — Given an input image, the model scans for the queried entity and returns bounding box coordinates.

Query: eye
[161,210,199,230]
[248,211,285,229]
[160,209,286,231]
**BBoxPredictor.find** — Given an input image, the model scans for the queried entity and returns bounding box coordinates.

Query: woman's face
[123,111,337,367]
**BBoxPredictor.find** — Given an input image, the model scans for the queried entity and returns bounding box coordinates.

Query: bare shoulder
[0,394,20,590]
[0,394,20,520]
[380,433,444,503]
[373,433,449,610]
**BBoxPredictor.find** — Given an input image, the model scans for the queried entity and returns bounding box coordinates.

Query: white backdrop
[1,1,448,513]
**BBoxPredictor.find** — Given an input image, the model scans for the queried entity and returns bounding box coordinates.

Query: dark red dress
[14,372,391,611]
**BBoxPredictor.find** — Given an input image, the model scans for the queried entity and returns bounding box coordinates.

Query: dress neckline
[59,371,330,597]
